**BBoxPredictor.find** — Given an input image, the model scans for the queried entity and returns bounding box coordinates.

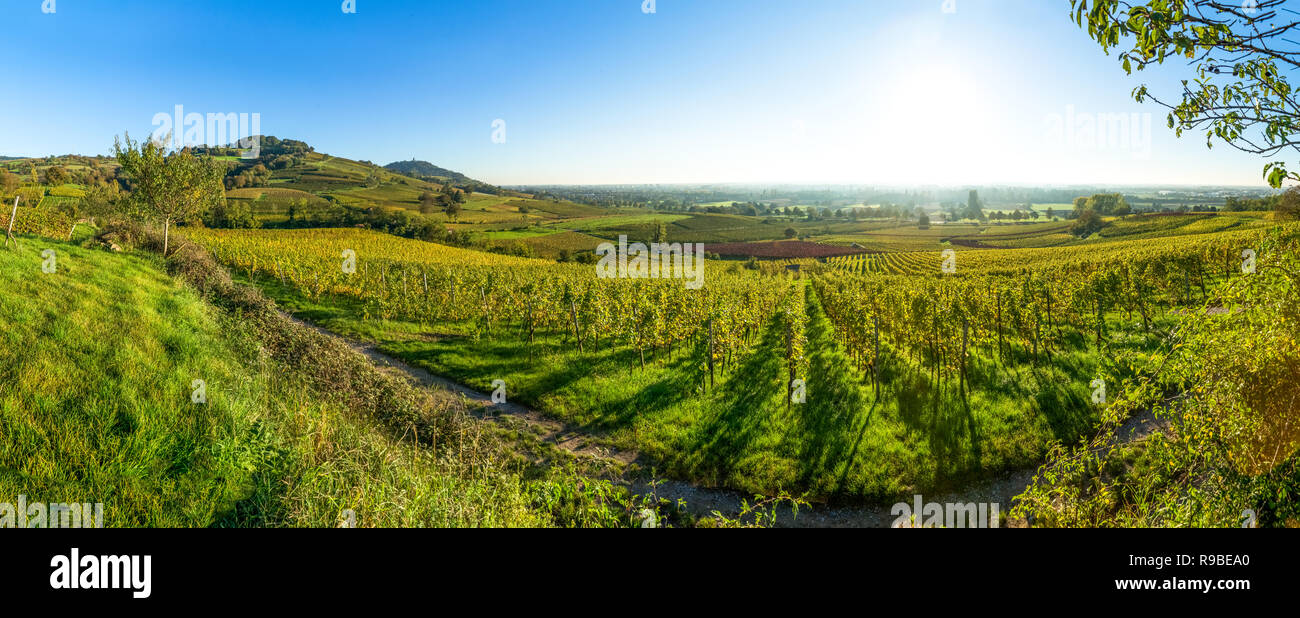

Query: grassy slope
[0,236,545,527]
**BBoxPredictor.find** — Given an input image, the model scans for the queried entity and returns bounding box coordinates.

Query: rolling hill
[384,159,475,184]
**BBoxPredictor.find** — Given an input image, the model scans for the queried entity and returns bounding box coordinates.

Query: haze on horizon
[0,0,1279,188]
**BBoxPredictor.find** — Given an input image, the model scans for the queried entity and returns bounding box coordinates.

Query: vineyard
[180,221,1300,500]
[184,228,795,383]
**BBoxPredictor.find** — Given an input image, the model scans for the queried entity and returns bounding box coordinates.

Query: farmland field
[179,218,1300,504]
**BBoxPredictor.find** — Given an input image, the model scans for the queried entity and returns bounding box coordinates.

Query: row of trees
[0,162,123,192]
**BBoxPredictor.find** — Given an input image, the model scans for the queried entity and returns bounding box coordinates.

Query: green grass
[0,236,550,527]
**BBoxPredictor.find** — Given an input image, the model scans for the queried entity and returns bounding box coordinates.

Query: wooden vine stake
[4,196,19,249]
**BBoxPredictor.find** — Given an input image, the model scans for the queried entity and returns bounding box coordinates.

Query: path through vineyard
[286,312,1166,528]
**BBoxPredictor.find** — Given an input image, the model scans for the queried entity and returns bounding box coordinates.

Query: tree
[1070,208,1106,237]
[784,227,798,239]
[0,170,18,195]
[653,221,668,243]
[206,199,261,229]
[114,135,225,255]
[918,211,931,228]
[1277,186,1300,220]
[445,200,463,220]
[80,182,122,223]
[1071,0,1300,187]
[964,190,984,221]
[418,194,437,215]
[44,165,68,186]
[1072,196,1090,217]
[1084,193,1130,216]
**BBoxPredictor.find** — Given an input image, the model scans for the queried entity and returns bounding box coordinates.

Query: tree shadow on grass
[1032,369,1094,443]
[795,287,877,496]
[678,317,788,485]
[580,338,709,435]
[893,370,983,483]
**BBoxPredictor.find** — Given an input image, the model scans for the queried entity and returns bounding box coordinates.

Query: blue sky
[0,0,1277,186]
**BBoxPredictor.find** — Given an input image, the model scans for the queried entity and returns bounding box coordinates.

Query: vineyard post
[995,290,1004,363]
[1045,284,1055,340]
[1095,297,1104,351]
[873,314,880,400]
[4,196,18,249]
[1032,310,1039,366]
[960,318,968,398]
[707,317,715,390]
[1197,260,1207,301]
[569,298,583,354]
[527,299,535,344]
[786,314,797,410]
[1037,301,1049,364]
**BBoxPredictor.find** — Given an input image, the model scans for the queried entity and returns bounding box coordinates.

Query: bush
[1069,209,1105,237]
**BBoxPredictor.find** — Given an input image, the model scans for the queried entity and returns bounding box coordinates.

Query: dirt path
[286,313,1166,528]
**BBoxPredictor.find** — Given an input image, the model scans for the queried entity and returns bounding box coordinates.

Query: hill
[384,159,474,184]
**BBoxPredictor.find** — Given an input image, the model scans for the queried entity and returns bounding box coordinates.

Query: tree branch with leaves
[1071,0,1300,186]
[114,134,225,255]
